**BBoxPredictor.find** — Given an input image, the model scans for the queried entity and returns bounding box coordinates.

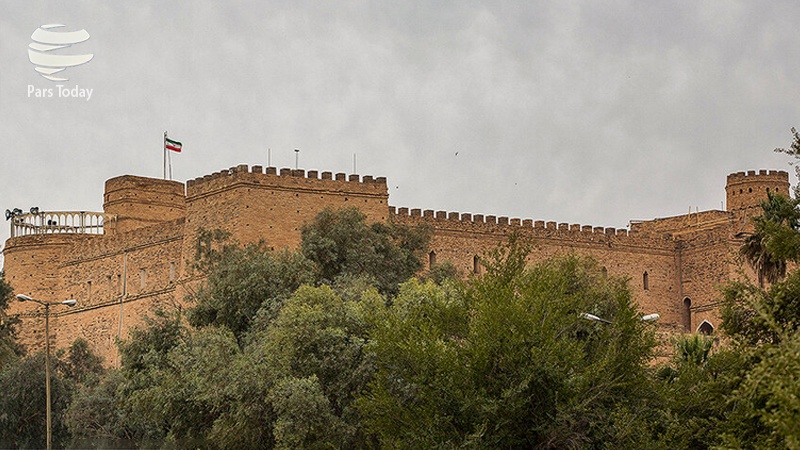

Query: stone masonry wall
[391,208,685,332]
[2,166,790,365]
[181,165,389,267]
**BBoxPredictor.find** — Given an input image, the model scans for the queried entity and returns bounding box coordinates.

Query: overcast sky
[2,1,799,267]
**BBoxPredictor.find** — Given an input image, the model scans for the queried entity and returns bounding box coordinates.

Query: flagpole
[163,131,167,180]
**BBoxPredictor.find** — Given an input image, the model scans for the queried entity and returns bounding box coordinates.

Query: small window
[683,298,692,332]
[473,255,481,274]
[169,262,176,282]
[643,271,649,291]
[140,269,146,289]
[429,251,436,268]
[749,188,752,193]
[601,267,608,278]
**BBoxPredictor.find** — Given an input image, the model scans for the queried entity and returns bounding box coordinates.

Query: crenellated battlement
[186,164,388,199]
[725,169,790,213]
[389,206,644,239]
[726,169,788,183]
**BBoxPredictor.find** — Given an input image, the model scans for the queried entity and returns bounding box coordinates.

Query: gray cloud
[1,1,799,266]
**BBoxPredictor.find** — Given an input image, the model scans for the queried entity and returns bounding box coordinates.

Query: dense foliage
[3,192,800,448]
[300,207,431,295]
[0,271,24,368]
[360,239,661,448]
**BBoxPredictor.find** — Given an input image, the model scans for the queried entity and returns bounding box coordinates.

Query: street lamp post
[16,294,76,450]
[579,312,660,324]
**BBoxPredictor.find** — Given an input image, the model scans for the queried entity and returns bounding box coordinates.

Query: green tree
[188,243,315,343]
[0,271,24,368]
[741,193,800,287]
[713,187,800,448]
[254,284,383,449]
[0,352,71,449]
[721,332,800,449]
[65,370,135,447]
[714,270,800,448]
[62,338,104,385]
[269,375,343,450]
[655,334,747,449]
[775,126,800,197]
[359,238,661,448]
[300,207,430,295]
[113,309,188,444]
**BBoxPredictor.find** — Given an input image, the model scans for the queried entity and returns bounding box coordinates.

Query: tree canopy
[300,207,430,295]
[6,189,800,448]
[360,238,661,448]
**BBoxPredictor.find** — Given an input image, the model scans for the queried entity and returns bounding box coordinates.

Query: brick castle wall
[2,165,789,364]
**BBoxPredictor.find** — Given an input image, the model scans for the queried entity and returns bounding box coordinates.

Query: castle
[3,165,789,365]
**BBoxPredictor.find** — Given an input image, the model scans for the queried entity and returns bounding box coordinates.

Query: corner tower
[103,176,186,233]
[726,170,790,214]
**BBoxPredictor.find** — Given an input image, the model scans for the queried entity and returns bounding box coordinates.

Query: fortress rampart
[2,165,789,364]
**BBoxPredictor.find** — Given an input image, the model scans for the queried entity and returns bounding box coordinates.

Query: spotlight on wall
[5,208,23,221]
[30,207,40,215]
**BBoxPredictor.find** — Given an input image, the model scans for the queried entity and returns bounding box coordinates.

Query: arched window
[683,298,692,332]
[473,255,481,274]
[643,271,649,291]
[697,320,714,335]
[601,266,608,278]
[429,251,437,268]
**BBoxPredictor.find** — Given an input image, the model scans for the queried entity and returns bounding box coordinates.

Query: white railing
[10,212,116,238]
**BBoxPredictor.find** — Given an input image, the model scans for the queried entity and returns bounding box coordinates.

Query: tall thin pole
[353,153,357,173]
[44,304,51,450]
[294,149,299,169]
[163,131,167,180]
[268,148,271,167]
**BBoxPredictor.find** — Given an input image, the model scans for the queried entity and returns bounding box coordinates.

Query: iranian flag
[165,137,182,153]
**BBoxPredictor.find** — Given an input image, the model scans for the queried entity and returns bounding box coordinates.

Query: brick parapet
[726,169,789,184]
[186,165,388,200]
[388,206,677,251]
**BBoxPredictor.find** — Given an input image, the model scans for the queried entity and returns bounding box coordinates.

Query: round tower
[103,175,186,233]
[726,170,790,214]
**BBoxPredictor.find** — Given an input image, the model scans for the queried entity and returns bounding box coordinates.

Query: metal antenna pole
[294,149,299,169]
